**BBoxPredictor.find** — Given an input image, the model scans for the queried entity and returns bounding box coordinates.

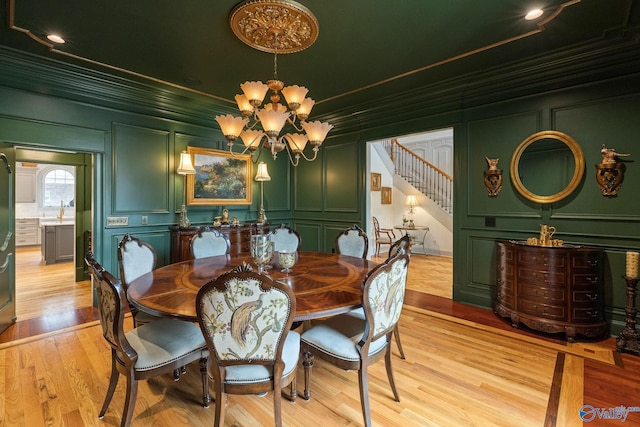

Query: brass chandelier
[215,0,333,166]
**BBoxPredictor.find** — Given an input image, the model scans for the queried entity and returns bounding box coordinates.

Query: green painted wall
[1,47,639,337]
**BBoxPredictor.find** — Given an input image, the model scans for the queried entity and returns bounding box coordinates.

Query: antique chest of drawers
[494,240,606,341]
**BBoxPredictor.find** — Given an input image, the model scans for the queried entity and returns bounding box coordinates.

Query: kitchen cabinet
[41,223,74,264]
[16,218,39,246]
[16,168,37,203]
[494,240,606,341]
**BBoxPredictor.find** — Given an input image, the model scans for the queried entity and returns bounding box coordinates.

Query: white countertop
[40,220,75,226]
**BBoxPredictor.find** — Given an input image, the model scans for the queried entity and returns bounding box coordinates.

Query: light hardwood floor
[15,246,92,321]
[2,247,639,426]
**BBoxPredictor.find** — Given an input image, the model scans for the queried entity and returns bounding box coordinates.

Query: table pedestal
[616,276,640,356]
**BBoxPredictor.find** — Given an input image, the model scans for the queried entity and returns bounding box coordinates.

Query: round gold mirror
[510,130,585,204]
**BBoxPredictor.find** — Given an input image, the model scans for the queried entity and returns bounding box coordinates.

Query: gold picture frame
[381,186,392,204]
[371,172,381,191]
[186,146,252,205]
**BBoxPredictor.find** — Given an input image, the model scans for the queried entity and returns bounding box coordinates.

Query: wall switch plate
[141,216,148,225]
[107,216,129,226]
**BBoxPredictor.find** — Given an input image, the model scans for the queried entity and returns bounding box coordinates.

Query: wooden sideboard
[169,224,269,263]
[494,240,607,341]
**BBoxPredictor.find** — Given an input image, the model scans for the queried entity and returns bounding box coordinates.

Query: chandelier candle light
[177,150,196,227]
[215,0,333,166]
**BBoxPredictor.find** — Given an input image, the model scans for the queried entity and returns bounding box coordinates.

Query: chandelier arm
[286,116,304,132]
[281,134,318,163]
[280,137,301,166]
[226,133,267,160]
[296,147,319,162]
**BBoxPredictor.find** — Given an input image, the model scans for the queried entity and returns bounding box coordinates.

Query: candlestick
[626,251,639,278]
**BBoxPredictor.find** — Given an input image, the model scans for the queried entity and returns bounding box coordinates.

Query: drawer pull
[587,310,599,318]
[586,293,598,301]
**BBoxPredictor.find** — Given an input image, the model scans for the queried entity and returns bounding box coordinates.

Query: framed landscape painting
[186,146,252,205]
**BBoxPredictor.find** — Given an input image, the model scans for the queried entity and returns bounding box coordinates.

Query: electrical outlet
[141,216,148,225]
[107,216,129,226]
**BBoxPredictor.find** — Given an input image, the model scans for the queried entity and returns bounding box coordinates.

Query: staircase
[382,139,453,214]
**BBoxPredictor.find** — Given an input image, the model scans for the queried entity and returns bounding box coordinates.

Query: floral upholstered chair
[196,262,299,427]
[300,252,410,427]
[335,224,369,258]
[86,252,209,427]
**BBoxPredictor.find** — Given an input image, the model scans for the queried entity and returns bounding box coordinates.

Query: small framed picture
[371,172,381,191]
[381,186,392,204]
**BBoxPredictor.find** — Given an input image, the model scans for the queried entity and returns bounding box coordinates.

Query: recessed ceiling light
[46,34,65,44]
[525,9,544,20]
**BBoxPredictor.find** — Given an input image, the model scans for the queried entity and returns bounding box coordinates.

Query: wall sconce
[177,150,196,227]
[255,161,271,224]
[595,144,630,196]
[483,157,502,197]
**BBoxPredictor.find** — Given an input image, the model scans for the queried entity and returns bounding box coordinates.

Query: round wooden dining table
[127,251,377,322]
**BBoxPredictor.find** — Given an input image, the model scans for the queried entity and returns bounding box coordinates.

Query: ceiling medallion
[229,0,319,54]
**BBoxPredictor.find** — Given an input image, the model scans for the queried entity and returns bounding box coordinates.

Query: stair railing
[382,139,453,213]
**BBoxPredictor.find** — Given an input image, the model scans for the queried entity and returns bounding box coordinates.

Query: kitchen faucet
[57,200,64,222]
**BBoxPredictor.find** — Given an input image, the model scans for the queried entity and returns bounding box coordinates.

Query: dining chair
[190,226,230,258]
[196,262,299,427]
[85,252,210,427]
[372,216,396,256]
[346,235,411,360]
[117,233,162,327]
[300,252,410,427]
[335,224,368,258]
[270,223,301,252]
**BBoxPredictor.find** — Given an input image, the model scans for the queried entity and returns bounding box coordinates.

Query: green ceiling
[1,0,639,127]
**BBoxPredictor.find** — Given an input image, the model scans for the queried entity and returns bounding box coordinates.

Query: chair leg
[394,325,406,359]
[282,372,297,402]
[213,387,226,427]
[121,374,139,427]
[358,366,373,427]
[273,376,283,427]
[384,347,400,402]
[302,348,314,400]
[99,355,120,419]
[200,357,211,408]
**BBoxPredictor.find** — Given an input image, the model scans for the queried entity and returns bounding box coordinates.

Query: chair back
[361,252,410,343]
[388,234,412,259]
[270,224,301,252]
[336,224,368,258]
[118,233,156,287]
[372,216,382,235]
[196,262,295,374]
[85,252,136,364]
[190,226,230,259]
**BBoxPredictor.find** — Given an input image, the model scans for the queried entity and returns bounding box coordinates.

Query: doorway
[366,128,454,298]
[14,150,93,321]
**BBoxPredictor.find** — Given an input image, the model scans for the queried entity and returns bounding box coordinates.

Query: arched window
[43,168,75,207]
